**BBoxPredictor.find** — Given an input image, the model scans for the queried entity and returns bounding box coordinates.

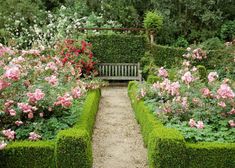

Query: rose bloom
[158,67,168,78]
[28,132,41,141]
[15,120,23,126]
[217,84,235,99]
[45,62,58,71]
[9,109,16,116]
[2,129,15,140]
[229,108,235,115]
[0,141,7,150]
[196,121,204,129]
[4,66,21,81]
[189,119,196,128]
[181,71,194,85]
[201,88,211,97]
[54,94,73,108]
[28,112,34,119]
[0,79,11,91]
[72,87,82,99]
[45,75,58,86]
[208,72,218,83]
[27,89,45,103]
[169,82,180,96]
[228,120,235,127]
[17,103,33,113]
[140,89,146,98]
[218,101,226,108]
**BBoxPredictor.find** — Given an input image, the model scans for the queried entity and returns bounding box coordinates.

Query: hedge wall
[128,81,235,168]
[0,89,101,168]
[87,34,147,63]
[148,44,235,70]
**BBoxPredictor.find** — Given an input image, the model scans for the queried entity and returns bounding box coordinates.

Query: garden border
[128,81,235,168]
[0,89,101,168]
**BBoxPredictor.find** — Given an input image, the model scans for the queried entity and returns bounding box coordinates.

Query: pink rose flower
[189,119,196,127]
[0,141,7,150]
[218,101,226,108]
[45,75,58,86]
[208,72,218,83]
[71,87,82,99]
[201,88,211,97]
[54,94,73,108]
[28,132,41,141]
[196,121,204,129]
[158,67,168,78]
[45,62,58,71]
[181,71,194,85]
[15,120,23,126]
[28,112,34,119]
[0,79,11,90]
[2,129,15,140]
[169,82,180,96]
[217,84,235,99]
[39,112,44,117]
[140,89,146,98]
[17,103,33,113]
[228,108,235,115]
[228,120,235,127]
[181,97,188,109]
[27,89,45,103]
[9,109,16,116]
[4,66,21,81]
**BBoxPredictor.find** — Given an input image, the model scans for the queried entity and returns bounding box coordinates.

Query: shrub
[173,36,189,48]
[220,20,235,41]
[87,35,147,63]
[144,11,163,32]
[0,141,55,168]
[200,37,224,50]
[196,65,207,82]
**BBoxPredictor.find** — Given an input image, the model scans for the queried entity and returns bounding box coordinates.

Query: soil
[92,87,148,168]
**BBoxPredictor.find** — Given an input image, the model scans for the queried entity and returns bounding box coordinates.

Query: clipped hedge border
[128,81,235,168]
[87,34,147,63]
[0,89,101,168]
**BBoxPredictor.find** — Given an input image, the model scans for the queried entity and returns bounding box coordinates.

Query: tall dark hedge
[87,35,147,63]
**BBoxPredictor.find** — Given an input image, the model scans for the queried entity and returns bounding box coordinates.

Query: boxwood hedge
[0,89,101,168]
[128,81,235,168]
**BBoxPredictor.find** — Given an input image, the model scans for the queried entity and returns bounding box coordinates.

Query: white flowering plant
[137,48,235,143]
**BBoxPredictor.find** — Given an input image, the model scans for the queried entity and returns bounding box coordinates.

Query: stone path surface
[92,87,148,168]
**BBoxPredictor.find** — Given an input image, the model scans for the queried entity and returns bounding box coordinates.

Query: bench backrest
[97,63,141,81]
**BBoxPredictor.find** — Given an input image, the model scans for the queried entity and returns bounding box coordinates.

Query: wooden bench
[97,63,142,81]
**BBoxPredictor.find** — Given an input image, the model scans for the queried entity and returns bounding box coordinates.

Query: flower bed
[0,40,103,167]
[128,48,235,167]
[128,81,235,168]
[0,89,101,168]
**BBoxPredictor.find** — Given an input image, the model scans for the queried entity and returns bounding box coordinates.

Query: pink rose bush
[0,41,105,150]
[138,48,235,142]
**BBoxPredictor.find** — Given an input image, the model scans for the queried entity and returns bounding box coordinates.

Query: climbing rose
[217,84,235,99]
[181,71,194,85]
[28,132,41,141]
[2,129,15,140]
[208,72,218,83]
[158,67,168,78]
[4,66,21,81]
[0,141,7,150]
[196,121,204,129]
[189,119,196,128]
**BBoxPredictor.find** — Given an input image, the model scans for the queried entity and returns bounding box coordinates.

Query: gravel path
[92,87,148,168]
